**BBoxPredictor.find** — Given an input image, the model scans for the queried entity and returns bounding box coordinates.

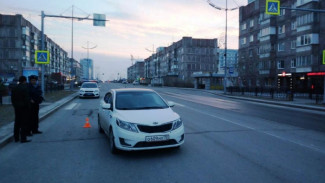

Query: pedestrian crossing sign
[35,50,50,64]
[266,0,280,15]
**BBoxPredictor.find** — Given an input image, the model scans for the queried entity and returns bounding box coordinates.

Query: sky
[0,0,248,80]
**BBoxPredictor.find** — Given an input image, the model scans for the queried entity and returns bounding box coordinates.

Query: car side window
[104,92,112,104]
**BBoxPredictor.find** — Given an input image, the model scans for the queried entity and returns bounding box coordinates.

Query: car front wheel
[98,115,104,134]
[109,128,119,154]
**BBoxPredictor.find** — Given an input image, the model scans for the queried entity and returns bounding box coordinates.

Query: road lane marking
[168,101,185,107]
[161,93,325,154]
[64,102,78,110]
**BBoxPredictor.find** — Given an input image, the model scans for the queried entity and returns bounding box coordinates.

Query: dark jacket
[28,84,43,104]
[11,83,30,108]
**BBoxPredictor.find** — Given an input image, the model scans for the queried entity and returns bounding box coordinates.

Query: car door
[100,92,113,133]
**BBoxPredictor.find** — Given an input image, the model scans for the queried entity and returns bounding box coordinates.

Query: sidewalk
[0,92,78,148]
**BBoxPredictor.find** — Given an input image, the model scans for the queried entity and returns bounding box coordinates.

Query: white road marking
[182,104,325,154]
[161,93,325,154]
[169,101,185,107]
[64,102,78,110]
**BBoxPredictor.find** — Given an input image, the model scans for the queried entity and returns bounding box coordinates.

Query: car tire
[98,115,104,134]
[109,128,119,154]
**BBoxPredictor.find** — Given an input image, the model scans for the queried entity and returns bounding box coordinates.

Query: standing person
[11,76,31,143]
[28,75,43,134]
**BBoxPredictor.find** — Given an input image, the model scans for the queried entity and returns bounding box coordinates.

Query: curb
[0,92,78,149]
[202,90,325,112]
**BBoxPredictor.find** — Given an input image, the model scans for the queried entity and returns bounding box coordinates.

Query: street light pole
[82,41,97,80]
[207,0,238,94]
[41,11,45,97]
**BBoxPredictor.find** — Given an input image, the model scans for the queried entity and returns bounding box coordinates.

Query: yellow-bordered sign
[266,0,280,15]
[35,50,50,64]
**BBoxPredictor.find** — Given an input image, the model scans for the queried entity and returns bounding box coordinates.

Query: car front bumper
[113,125,185,151]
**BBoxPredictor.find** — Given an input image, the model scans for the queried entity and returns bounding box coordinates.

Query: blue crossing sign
[266,0,280,15]
[35,50,50,64]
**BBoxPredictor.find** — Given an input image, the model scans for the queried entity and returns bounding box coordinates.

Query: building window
[291,59,296,68]
[291,21,297,30]
[241,23,247,30]
[240,37,246,45]
[250,19,254,27]
[296,55,312,67]
[291,40,296,49]
[249,49,253,57]
[297,34,311,46]
[280,9,285,16]
[249,35,254,42]
[278,42,285,51]
[278,25,285,34]
[277,60,284,69]
[297,13,314,26]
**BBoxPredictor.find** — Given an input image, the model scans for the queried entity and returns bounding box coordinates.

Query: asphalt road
[0,83,324,183]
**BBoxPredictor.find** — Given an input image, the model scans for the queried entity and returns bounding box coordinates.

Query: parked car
[98,88,184,154]
[79,82,100,98]
[132,81,139,85]
[122,80,128,84]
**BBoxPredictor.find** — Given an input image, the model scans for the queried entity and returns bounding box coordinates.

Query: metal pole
[70,5,74,90]
[223,0,228,94]
[323,75,325,104]
[41,11,45,97]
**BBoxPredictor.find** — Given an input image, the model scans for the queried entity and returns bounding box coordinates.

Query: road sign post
[266,0,280,15]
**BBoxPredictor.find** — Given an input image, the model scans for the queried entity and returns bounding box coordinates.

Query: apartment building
[0,14,70,83]
[238,0,325,92]
[80,58,94,80]
[127,60,144,82]
[144,37,218,87]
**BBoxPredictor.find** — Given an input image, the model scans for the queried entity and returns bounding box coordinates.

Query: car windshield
[116,91,169,110]
[81,83,97,88]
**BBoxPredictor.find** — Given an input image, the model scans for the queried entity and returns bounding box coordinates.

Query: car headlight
[116,119,138,133]
[172,118,182,130]
[94,89,99,93]
[79,90,85,93]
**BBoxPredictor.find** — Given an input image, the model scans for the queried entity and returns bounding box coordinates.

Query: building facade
[127,60,144,82]
[144,37,219,87]
[0,14,69,83]
[80,58,93,80]
[238,0,325,93]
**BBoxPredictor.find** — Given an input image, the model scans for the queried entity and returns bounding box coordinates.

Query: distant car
[98,88,184,154]
[132,81,139,85]
[79,82,100,98]
[122,80,128,84]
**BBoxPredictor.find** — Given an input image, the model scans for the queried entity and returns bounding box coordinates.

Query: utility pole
[207,0,238,94]
[38,7,108,92]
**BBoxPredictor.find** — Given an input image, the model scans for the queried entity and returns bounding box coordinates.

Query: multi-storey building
[239,0,325,93]
[80,58,94,80]
[217,49,239,86]
[0,14,69,83]
[127,61,144,82]
[144,37,218,87]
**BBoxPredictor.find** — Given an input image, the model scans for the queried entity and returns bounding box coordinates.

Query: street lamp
[82,41,97,80]
[207,0,238,94]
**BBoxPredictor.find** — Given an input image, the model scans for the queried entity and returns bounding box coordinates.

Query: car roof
[112,88,154,93]
[82,82,97,85]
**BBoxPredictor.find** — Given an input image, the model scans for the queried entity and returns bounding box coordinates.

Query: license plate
[145,135,169,142]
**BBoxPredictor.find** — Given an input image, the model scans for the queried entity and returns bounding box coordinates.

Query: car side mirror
[102,103,112,110]
[167,101,175,107]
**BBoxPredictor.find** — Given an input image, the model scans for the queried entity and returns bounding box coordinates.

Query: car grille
[137,123,173,133]
[134,139,177,148]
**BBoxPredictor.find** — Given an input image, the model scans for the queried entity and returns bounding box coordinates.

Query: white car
[79,82,100,98]
[98,88,184,153]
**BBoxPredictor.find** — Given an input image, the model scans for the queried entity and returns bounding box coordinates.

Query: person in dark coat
[11,76,31,143]
[28,75,43,134]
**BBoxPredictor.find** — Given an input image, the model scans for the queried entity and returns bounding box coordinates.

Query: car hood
[114,108,179,125]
